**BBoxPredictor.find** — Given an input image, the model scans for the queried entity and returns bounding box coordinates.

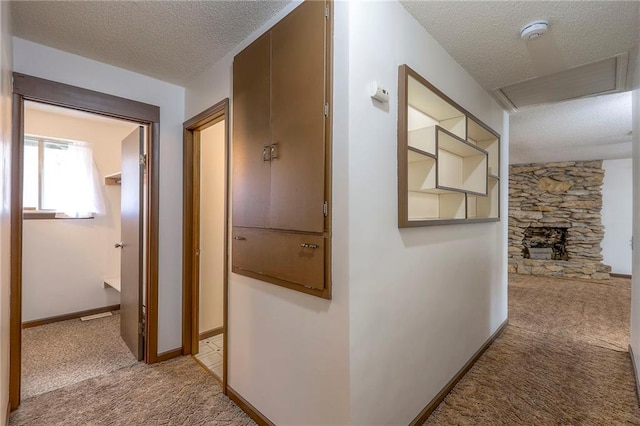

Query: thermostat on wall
[368,81,390,103]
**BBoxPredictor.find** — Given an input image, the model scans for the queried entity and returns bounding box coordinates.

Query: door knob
[114,242,124,248]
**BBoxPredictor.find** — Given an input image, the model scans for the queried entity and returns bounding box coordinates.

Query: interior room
[192,119,226,380]
[0,1,638,425]
[20,101,141,399]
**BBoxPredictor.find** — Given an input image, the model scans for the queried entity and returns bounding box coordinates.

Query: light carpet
[425,274,639,425]
[10,356,254,426]
[21,312,137,399]
[509,274,630,351]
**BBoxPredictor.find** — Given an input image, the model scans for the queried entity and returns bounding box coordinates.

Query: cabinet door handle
[270,143,279,159]
[234,236,246,241]
[263,146,271,162]
[300,243,318,249]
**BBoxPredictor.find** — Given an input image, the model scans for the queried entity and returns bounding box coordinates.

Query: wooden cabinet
[398,64,501,227]
[232,0,332,299]
[232,33,271,229]
[270,0,327,232]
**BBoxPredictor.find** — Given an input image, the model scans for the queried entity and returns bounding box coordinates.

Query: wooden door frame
[182,99,229,393]
[10,73,162,410]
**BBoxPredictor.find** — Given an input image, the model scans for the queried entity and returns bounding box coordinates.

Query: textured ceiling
[401,1,638,163]
[401,1,639,91]
[509,92,632,164]
[11,0,289,86]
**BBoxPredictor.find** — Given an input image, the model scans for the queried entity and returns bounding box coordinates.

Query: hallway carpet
[424,275,640,425]
[21,312,137,399]
[10,356,254,426]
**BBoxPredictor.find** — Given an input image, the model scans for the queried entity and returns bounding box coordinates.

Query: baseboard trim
[629,345,640,405]
[21,304,120,329]
[199,326,223,341]
[156,348,182,363]
[227,385,275,426]
[611,273,632,279]
[409,319,509,426]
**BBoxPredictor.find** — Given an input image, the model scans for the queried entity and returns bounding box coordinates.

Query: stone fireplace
[509,161,611,280]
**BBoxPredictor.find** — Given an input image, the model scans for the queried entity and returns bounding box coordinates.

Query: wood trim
[23,211,94,220]
[397,65,409,228]
[629,345,640,404]
[182,99,230,399]
[5,400,10,425]
[409,319,509,426]
[192,130,201,355]
[146,122,160,364]
[199,326,224,341]
[232,265,330,299]
[611,273,632,279]
[323,0,333,301]
[226,385,276,426]
[155,348,182,363]
[183,101,227,130]
[21,304,120,328]
[10,74,162,410]
[12,73,159,123]
[10,94,24,411]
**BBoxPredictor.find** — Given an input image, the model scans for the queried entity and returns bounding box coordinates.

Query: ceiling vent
[492,53,628,112]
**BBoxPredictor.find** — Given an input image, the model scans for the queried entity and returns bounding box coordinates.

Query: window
[23,136,100,218]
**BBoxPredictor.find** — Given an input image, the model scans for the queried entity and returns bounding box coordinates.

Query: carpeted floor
[21,312,137,399]
[10,356,255,426]
[425,274,640,425]
[509,274,630,351]
[13,275,639,425]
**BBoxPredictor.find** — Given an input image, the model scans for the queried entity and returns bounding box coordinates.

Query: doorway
[182,99,229,388]
[10,73,161,410]
[19,101,143,399]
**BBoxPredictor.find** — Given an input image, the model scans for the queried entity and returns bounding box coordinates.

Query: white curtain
[56,142,103,217]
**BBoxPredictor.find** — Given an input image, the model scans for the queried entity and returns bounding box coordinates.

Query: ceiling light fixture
[520,20,549,40]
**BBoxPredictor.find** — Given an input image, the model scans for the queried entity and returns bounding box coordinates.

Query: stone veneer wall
[509,160,611,280]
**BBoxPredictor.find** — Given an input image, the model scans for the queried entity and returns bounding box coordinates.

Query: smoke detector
[520,20,549,40]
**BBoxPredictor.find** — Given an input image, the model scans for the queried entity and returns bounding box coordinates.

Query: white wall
[185,1,351,424]
[21,105,136,321]
[0,2,12,422]
[199,121,225,333]
[346,2,508,424]
[13,38,185,353]
[630,43,640,379]
[602,158,633,275]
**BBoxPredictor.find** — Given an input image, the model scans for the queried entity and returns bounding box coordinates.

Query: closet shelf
[104,172,121,186]
[103,277,121,292]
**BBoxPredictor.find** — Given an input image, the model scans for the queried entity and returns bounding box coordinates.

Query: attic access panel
[493,53,628,111]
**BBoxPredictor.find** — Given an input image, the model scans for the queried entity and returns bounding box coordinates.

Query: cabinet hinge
[325,5,329,18]
[139,154,147,167]
[323,201,328,217]
[324,103,329,117]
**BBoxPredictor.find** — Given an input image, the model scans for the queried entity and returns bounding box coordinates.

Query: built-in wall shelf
[104,172,121,186]
[398,64,501,227]
[103,277,121,292]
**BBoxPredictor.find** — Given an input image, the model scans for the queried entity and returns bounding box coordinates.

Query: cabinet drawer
[232,228,325,290]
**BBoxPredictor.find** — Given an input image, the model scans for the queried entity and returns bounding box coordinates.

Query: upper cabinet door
[270,0,327,233]
[232,33,272,229]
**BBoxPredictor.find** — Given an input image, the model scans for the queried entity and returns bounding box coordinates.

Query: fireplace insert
[522,227,568,261]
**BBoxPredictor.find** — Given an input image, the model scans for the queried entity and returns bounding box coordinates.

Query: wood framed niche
[397,64,501,228]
